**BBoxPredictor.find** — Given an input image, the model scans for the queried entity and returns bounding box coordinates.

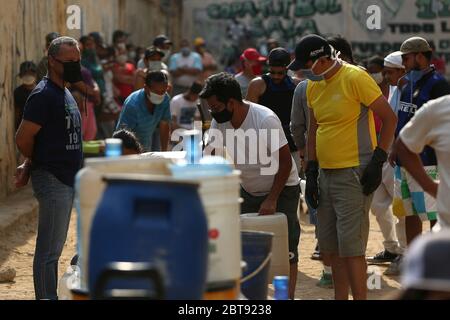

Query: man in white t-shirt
[201,73,300,299]
[169,39,203,96]
[395,95,450,230]
[170,82,203,131]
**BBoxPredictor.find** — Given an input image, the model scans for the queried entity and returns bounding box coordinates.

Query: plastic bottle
[273,276,289,300]
[105,138,122,157]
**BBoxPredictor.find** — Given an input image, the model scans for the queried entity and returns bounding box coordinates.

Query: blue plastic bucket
[241,231,273,300]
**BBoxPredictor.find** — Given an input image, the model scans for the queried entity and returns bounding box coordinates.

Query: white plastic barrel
[240,213,290,283]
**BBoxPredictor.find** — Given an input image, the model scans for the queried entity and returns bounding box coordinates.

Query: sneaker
[384,256,403,276]
[367,250,399,264]
[311,243,322,261]
[316,271,333,289]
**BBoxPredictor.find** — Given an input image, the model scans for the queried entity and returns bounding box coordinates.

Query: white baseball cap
[384,51,405,69]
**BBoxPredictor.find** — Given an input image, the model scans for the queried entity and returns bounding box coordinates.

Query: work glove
[305,160,320,209]
[360,147,388,196]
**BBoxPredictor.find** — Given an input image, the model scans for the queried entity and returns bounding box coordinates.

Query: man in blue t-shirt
[116,71,171,152]
[15,36,84,300]
[390,37,450,247]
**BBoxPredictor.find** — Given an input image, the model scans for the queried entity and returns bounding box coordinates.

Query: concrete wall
[0,0,183,200]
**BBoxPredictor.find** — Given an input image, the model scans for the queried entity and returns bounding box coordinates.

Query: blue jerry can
[88,177,208,300]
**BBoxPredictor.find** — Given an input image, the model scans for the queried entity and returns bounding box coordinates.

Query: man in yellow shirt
[289,35,397,300]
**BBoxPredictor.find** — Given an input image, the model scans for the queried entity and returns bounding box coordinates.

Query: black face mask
[51,56,83,83]
[210,106,233,124]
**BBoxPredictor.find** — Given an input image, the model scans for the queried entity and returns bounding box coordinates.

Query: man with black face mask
[201,72,300,299]
[15,36,83,300]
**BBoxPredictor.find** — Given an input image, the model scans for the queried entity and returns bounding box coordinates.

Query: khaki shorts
[317,167,373,257]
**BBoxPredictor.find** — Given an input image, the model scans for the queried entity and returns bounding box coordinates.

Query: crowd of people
[12,29,450,300]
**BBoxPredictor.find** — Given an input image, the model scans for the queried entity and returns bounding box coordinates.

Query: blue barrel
[241,231,273,300]
[88,177,208,300]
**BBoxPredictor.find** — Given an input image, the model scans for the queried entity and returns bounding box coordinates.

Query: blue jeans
[31,169,74,300]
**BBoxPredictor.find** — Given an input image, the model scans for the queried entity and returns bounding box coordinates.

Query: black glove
[360,147,388,196]
[305,160,320,209]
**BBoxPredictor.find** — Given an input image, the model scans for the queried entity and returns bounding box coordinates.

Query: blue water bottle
[105,138,122,158]
[273,276,289,300]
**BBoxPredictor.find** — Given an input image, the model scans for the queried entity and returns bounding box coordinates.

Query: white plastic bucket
[240,213,290,283]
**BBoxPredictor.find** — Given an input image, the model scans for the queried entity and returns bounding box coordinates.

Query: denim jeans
[31,169,74,300]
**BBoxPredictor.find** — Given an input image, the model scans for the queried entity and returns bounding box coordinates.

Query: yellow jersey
[306,63,381,169]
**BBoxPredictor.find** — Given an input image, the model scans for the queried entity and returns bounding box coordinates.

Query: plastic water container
[77,154,181,290]
[241,231,273,300]
[273,276,289,300]
[170,157,242,299]
[240,213,290,283]
[105,138,122,157]
[88,176,208,300]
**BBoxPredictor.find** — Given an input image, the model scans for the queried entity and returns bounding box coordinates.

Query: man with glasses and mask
[289,34,397,300]
[116,71,171,152]
[15,36,83,300]
[201,72,300,299]
[389,37,450,247]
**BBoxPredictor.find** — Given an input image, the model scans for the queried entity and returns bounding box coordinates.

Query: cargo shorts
[317,167,373,258]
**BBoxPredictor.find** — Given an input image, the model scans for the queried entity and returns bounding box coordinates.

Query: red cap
[240,48,267,62]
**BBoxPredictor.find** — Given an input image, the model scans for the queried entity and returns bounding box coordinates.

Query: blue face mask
[301,69,324,82]
[405,69,423,83]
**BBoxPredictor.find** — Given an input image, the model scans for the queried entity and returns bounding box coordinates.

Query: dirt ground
[0,204,401,300]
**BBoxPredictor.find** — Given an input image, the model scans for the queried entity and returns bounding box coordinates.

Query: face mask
[51,56,83,83]
[22,75,36,86]
[117,54,128,64]
[406,70,424,83]
[211,105,233,124]
[147,92,165,105]
[301,69,324,82]
[181,47,191,57]
[116,43,126,50]
[139,53,145,60]
[371,72,384,85]
[311,58,338,77]
[148,61,164,71]
[128,51,136,60]
[162,49,171,59]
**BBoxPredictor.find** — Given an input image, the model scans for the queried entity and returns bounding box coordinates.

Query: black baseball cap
[268,48,291,67]
[19,61,37,76]
[153,35,172,47]
[288,34,332,71]
[144,46,165,59]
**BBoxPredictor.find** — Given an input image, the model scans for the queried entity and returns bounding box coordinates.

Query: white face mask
[117,54,128,64]
[371,72,384,85]
[311,58,338,77]
[148,61,164,71]
[116,43,126,50]
[147,92,165,105]
[22,75,36,86]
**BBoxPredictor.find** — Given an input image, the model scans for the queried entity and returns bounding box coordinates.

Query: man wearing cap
[169,39,203,97]
[36,32,60,82]
[246,48,301,296]
[153,35,173,63]
[367,52,408,266]
[15,61,38,130]
[389,37,450,246]
[290,34,397,300]
[235,48,267,98]
[194,37,218,82]
[135,46,169,90]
